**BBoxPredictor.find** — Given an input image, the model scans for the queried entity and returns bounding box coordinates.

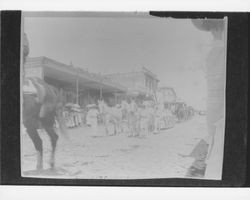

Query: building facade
[105,67,159,99]
[156,86,177,104]
[24,56,127,107]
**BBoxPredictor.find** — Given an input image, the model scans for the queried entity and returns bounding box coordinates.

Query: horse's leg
[127,119,132,137]
[41,115,58,169]
[43,124,58,169]
[26,127,43,171]
[116,118,120,134]
[134,118,140,137]
[114,118,119,135]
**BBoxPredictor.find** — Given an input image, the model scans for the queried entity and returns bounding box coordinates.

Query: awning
[25,57,127,93]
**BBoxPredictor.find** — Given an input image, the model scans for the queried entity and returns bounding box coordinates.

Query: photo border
[0,11,248,186]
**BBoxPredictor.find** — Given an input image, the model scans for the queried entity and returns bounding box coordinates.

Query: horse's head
[98,99,106,114]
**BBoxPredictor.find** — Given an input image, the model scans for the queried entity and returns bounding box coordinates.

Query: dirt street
[21,115,207,179]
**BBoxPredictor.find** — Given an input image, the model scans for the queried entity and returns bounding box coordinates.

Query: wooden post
[76,76,79,105]
[100,86,103,100]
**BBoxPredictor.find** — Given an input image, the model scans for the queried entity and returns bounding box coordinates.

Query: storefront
[25,56,127,107]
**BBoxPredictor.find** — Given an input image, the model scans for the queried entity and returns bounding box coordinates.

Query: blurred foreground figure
[189,19,227,179]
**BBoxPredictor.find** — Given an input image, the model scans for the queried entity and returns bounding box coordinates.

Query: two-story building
[156,86,177,104]
[104,67,159,101]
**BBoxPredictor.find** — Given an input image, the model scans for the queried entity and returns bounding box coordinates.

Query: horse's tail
[55,88,69,140]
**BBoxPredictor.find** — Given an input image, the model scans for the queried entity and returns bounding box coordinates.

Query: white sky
[24,14,214,110]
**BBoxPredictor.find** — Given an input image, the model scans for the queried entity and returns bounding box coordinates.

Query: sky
[24,14,214,109]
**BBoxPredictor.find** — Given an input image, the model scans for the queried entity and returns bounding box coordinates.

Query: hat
[191,19,225,32]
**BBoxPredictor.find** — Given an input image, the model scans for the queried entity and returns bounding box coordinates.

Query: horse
[97,100,123,135]
[22,77,68,171]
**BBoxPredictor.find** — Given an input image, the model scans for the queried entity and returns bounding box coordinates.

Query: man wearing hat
[190,18,227,178]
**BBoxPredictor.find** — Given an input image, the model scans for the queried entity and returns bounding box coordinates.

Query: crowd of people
[60,97,197,139]
[61,99,180,138]
[63,108,84,128]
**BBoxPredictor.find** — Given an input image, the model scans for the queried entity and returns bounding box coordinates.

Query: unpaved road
[21,116,207,179]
